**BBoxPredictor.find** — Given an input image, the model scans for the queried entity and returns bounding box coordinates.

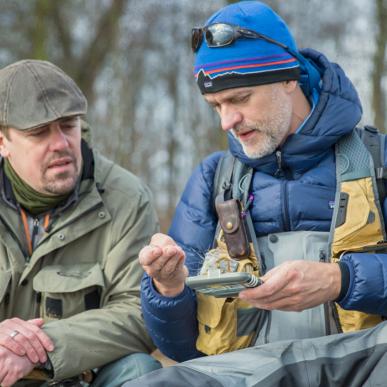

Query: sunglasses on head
[191,22,293,54]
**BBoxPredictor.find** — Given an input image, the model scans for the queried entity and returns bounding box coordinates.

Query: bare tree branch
[51,3,74,66]
[77,0,128,103]
[29,0,55,59]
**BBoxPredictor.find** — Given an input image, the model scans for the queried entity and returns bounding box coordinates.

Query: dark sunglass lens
[206,24,234,47]
[191,28,203,52]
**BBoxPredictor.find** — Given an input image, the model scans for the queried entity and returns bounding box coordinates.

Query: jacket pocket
[33,263,104,321]
[332,179,384,255]
[196,293,264,355]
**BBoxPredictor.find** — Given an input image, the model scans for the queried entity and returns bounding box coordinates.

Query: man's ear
[282,80,298,94]
[0,132,10,158]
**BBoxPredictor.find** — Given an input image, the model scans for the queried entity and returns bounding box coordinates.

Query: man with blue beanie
[131,2,387,385]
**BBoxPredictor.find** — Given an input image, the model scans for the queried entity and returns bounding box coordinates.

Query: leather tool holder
[215,195,250,259]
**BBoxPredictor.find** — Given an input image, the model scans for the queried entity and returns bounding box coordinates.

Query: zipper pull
[31,217,40,251]
[274,150,283,177]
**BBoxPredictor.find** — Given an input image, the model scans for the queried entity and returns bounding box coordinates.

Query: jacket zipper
[275,151,291,231]
[30,218,40,254]
[275,150,283,177]
[20,210,50,260]
[281,181,290,231]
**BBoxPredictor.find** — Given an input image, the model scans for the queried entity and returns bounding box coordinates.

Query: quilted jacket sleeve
[338,252,387,315]
[141,152,223,362]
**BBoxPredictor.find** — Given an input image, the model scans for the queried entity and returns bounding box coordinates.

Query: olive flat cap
[0,59,87,130]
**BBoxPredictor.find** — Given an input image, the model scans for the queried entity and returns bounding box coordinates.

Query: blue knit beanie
[194,1,318,94]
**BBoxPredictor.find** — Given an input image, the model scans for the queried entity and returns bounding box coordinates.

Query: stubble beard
[232,88,293,159]
[43,172,78,195]
[41,152,81,195]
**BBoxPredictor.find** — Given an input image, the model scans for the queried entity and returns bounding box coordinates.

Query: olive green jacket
[0,151,158,380]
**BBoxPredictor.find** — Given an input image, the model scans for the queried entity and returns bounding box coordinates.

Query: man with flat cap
[0,60,161,386]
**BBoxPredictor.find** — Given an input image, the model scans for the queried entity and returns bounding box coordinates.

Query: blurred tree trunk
[30,0,53,59]
[372,0,386,131]
[165,10,180,218]
[28,0,128,105]
[75,0,127,103]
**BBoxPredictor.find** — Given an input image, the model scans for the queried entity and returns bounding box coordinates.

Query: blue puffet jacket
[141,49,387,362]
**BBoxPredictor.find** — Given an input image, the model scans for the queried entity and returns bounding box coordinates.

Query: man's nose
[219,109,243,132]
[49,123,70,150]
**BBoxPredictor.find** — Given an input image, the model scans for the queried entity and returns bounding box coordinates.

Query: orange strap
[43,213,50,229]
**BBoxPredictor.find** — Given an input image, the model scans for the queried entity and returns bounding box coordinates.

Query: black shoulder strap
[212,151,235,204]
[213,151,254,205]
[358,125,387,204]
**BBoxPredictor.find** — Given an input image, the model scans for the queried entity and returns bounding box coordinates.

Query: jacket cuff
[39,358,54,378]
[149,277,186,299]
[141,274,196,320]
[335,260,350,302]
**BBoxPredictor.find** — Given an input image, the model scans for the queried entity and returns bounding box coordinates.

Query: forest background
[0,0,385,230]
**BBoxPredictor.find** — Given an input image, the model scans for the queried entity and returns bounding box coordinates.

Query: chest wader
[196,128,386,355]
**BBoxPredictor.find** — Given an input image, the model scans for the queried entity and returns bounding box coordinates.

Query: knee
[126,353,162,377]
[92,353,162,386]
